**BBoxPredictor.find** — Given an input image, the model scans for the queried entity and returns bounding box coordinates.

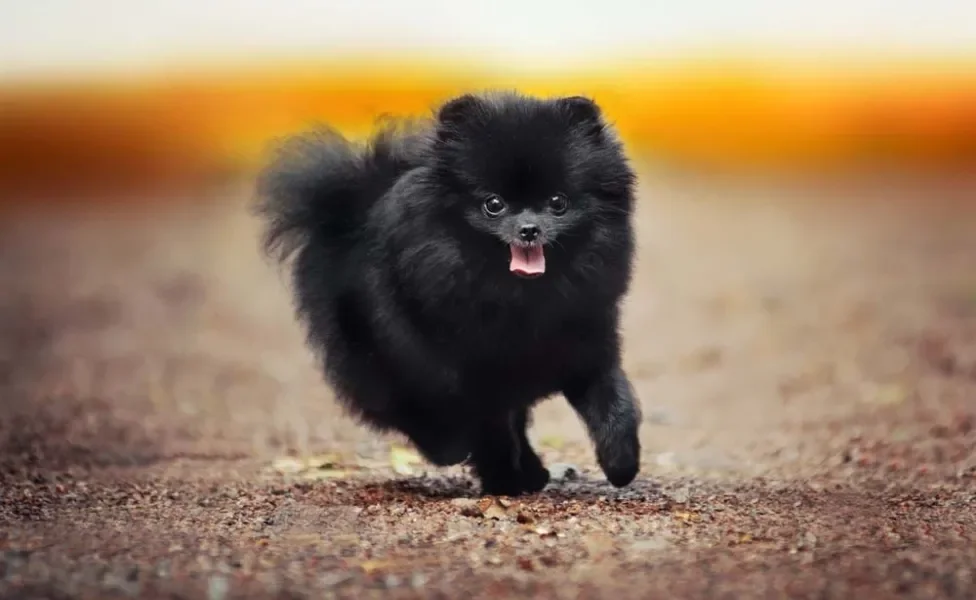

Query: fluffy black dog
[255,91,641,496]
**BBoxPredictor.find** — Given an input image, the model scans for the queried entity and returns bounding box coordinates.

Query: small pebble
[549,463,580,482]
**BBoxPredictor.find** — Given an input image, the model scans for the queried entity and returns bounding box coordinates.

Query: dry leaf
[358,560,393,575]
[272,452,352,477]
[390,445,423,476]
[480,497,512,520]
[301,468,350,481]
[455,497,513,520]
[271,457,305,474]
[539,435,565,450]
[484,504,509,520]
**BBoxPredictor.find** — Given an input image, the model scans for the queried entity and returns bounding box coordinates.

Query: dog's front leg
[564,365,641,487]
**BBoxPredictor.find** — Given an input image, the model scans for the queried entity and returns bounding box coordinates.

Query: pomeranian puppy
[255,91,641,496]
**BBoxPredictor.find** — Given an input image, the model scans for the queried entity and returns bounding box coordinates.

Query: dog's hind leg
[393,403,472,467]
[510,407,550,493]
[471,407,549,496]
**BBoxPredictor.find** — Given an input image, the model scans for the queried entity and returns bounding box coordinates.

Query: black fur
[255,91,641,495]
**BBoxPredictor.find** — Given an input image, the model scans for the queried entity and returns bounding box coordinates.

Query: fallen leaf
[539,435,565,450]
[272,452,357,478]
[480,497,512,520]
[673,511,700,525]
[390,445,423,476]
[301,468,350,481]
[358,560,393,575]
[484,504,509,520]
[271,457,305,474]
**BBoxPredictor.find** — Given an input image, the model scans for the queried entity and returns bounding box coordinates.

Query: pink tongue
[509,244,546,276]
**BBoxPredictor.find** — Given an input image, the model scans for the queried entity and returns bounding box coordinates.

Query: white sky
[2,0,975,77]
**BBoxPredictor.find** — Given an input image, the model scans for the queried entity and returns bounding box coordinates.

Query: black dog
[255,91,641,496]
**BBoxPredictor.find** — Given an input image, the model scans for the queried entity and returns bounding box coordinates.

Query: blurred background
[2,0,975,198]
[2,2,976,595]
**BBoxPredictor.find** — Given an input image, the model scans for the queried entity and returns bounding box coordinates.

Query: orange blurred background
[2,2,975,200]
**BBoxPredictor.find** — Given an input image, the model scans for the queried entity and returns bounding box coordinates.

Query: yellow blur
[2,57,975,194]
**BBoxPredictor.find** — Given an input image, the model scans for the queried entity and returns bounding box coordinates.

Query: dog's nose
[519,224,540,242]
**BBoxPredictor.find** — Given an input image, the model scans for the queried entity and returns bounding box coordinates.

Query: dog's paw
[602,457,639,488]
[479,472,527,497]
[478,464,550,496]
[475,459,550,496]
[517,449,550,494]
[519,465,550,494]
[597,435,640,488]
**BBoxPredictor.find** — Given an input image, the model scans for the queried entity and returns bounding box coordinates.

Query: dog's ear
[437,94,482,127]
[436,94,484,144]
[558,96,604,135]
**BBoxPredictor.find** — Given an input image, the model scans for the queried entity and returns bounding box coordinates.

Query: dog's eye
[548,193,569,216]
[483,195,506,217]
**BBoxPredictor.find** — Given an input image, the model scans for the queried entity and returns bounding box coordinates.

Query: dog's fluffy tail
[254,121,422,265]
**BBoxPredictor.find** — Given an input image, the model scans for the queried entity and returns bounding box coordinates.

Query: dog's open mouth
[509,243,545,278]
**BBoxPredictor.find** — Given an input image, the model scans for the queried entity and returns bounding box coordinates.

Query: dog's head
[431,92,635,279]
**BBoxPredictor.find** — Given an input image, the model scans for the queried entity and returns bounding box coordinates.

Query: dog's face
[432,93,632,279]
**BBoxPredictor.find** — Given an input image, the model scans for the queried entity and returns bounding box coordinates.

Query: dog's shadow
[364,473,662,503]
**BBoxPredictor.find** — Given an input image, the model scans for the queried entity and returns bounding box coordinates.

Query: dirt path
[2,172,975,599]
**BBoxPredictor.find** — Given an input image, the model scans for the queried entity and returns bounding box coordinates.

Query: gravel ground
[1,171,975,599]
